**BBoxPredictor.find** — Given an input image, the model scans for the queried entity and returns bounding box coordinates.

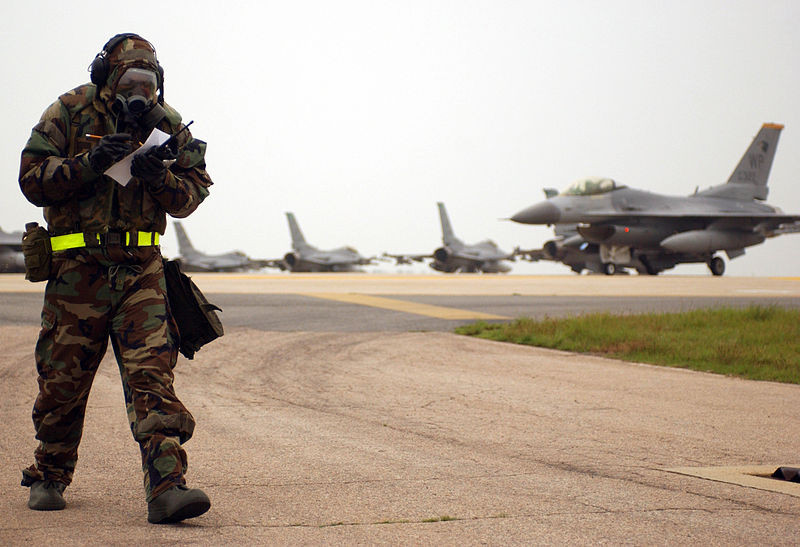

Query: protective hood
[97,35,161,110]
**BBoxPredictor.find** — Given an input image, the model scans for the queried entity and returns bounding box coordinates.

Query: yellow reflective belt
[50,231,159,251]
[50,233,90,251]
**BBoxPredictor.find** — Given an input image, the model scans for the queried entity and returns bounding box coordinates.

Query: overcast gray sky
[2,0,798,275]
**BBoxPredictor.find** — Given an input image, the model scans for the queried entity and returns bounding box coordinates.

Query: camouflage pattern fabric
[18,35,213,503]
[18,83,212,236]
[21,247,194,502]
[18,36,211,236]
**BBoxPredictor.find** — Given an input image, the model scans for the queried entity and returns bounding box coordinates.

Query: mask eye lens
[116,68,158,101]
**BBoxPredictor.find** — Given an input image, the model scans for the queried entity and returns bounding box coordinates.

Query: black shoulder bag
[163,259,224,359]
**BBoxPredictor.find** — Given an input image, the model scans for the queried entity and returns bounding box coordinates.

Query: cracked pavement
[2,324,799,544]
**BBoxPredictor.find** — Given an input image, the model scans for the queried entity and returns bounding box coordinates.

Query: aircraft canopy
[561,177,619,196]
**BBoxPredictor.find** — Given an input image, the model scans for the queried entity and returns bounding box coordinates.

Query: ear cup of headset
[89,54,108,86]
[90,33,136,86]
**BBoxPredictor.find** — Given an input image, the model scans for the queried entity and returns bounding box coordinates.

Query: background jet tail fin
[437,202,462,246]
[725,122,783,199]
[173,221,197,255]
[285,212,309,249]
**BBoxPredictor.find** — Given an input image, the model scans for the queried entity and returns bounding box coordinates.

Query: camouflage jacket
[19,83,213,236]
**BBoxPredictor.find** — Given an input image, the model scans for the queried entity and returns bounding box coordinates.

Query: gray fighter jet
[387,202,514,273]
[281,212,375,272]
[0,227,25,273]
[511,123,800,275]
[173,221,276,272]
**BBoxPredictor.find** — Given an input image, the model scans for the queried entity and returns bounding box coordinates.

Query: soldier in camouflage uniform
[19,33,213,524]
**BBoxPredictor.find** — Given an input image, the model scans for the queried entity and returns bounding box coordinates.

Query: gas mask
[111,67,159,122]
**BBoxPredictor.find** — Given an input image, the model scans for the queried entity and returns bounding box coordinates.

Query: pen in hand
[85,133,141,146]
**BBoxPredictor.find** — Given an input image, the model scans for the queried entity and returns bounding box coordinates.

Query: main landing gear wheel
[708,256,725,276]
[602,262,616,275]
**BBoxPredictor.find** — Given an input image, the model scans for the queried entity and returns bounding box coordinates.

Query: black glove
[131,146,173,188]
[87,133,132,173]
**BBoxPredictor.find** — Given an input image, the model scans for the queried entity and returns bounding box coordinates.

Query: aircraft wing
[358,256,380,266]
[178,256,270,272]
[767,221,800,237]
[382,252,431,265]
[252,258,286,270]
[513,247,546,262]
[179,258,233,272]
[299,254,366,267]
[581,211,800,223]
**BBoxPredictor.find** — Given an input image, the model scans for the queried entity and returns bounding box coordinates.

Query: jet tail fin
[696,123,783,201]
[724,123,783,200]
[173,221,197,255]
[285,212,309,250]
[700,123,783,200]
[437,202,462,247]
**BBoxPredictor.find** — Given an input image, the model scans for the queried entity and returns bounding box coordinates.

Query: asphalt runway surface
[4,292,800,332]
[1,274,799,544]
[2,273,799,331]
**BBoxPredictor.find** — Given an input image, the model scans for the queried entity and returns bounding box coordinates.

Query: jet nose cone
[511,201,561,224]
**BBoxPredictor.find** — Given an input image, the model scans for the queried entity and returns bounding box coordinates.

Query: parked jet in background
[173,221,276,272]
[0,227,25,273]
[386,202,515,273]
[511,123,800,275]
[281,212,375,272]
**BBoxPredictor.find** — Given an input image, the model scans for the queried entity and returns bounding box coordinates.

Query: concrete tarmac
[1,274,799,545]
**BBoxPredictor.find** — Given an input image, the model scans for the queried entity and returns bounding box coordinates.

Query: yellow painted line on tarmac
[306,293,508,320]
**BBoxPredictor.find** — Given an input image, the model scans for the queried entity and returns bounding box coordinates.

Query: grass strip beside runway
[456,305,800,384]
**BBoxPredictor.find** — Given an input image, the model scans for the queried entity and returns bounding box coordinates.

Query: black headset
[89,33,164,102]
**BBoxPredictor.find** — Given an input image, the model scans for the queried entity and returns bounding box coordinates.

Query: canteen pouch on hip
[21,222,52,282]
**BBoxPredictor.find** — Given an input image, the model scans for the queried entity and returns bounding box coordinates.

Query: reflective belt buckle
[105,232,122,246]
[83,232,101,247]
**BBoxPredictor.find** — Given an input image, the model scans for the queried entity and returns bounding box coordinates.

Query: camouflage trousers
[21,246,195,502]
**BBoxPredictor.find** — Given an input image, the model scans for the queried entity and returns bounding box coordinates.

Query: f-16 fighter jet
[511,123,800,275]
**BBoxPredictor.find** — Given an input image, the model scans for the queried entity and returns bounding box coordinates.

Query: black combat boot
[28,480,67,511]
[147,484,210,524]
